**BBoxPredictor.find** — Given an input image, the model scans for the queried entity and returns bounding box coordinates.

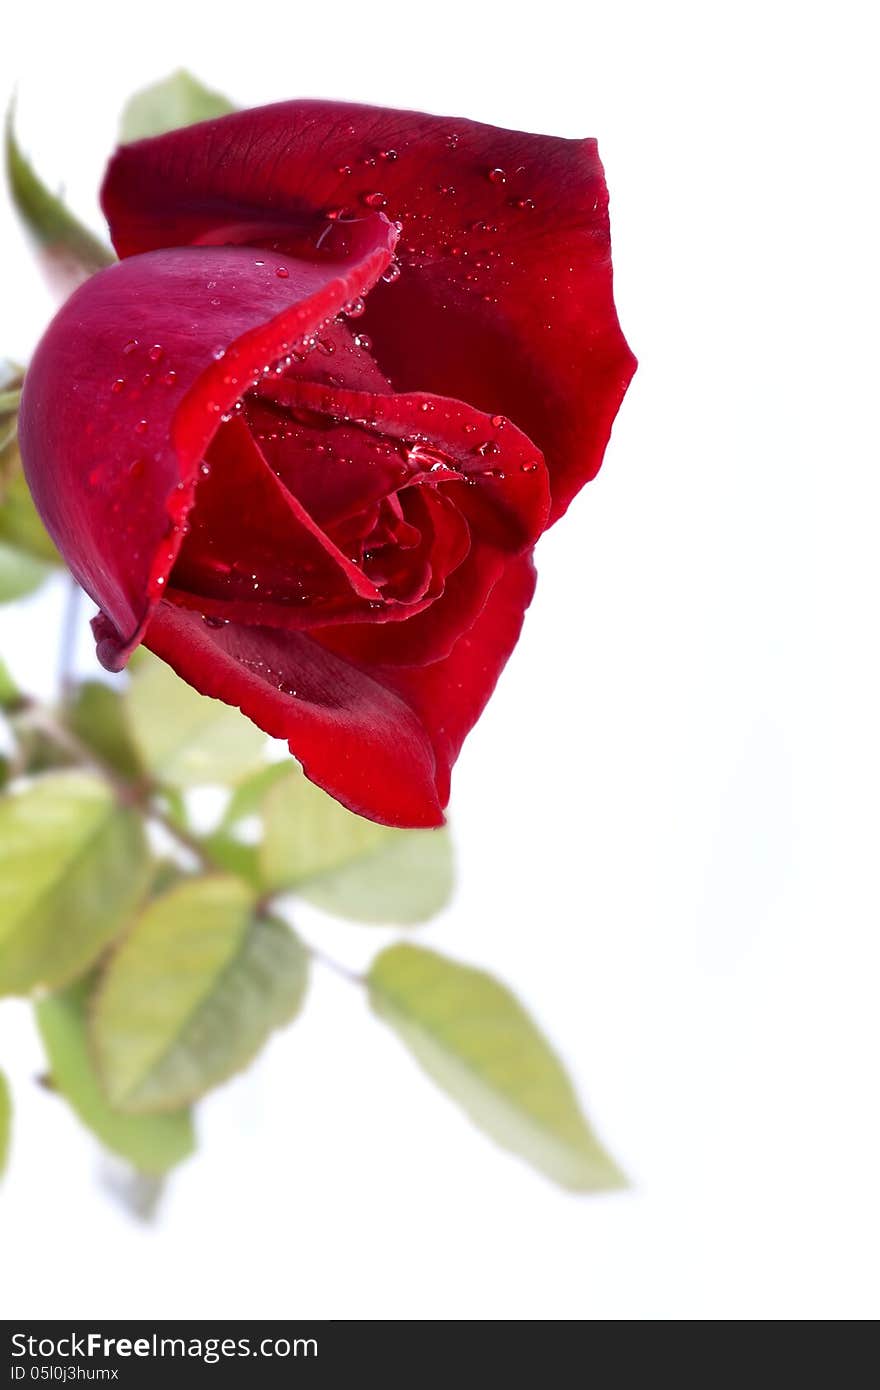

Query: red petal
[18,222,396,669]
[102,100,635,520]
[168,415,382,624]
[142,602,443,828]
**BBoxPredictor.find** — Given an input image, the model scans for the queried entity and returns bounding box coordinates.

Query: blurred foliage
[120,71,235,143]
[0,1069,9,1176]
[36,982,195,1175]
[126,652,266,788]
[92,877,308,1113]
[0,388,61,603]
[4,106,115,287]
[0,70,623,1200]
[370,946,626,1192]
[0,772,151,995]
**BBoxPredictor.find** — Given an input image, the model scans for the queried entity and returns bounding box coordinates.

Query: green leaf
[0,772,151,995]
[0,654,20,710]
[368,945,626,1192]
[126,650,266,788]
[301,827,454,924]
[204,762,290,886]
[0,1070,10,1177]
[261,768,453,922]
[120,71,235,143]
[261,768,390,890]
[0,443,61,565]
[92,875,309,1113]
[5,103,114,281]
[0,539,50,602]
[66,680,144,781]
[36,981,194,1174]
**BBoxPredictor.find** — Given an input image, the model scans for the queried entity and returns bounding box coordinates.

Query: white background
[1,0,878,1320]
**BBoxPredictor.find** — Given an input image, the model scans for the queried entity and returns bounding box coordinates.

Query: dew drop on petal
[134,419,148,435]
[122,340,138,356]
[487,167,507,184]
[148,345,164,363]
[110,378,125,394]
[361,191,387,209]
[275,266,290,279]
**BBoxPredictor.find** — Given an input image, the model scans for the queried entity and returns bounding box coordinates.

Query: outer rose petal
[141,603,444,827]
[18,219,396,668]
[102,100,636,520]
[377,553,538,806]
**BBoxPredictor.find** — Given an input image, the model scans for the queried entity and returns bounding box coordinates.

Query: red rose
[18,101,635,827]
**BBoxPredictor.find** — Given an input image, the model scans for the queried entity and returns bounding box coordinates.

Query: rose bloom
[19,101,635,826]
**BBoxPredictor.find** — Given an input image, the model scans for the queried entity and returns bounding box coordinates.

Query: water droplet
[254,259,265,267]
[343,296,366,318]
[381,261,402,285]
[275,266,290,279]
[490,415,506,428]
[134,419,148,435]
[487,167,506,184]
[122,340,138,355]
[110,378,125,394]
[475,439,500,457]
[200,463,211,476]
[520,460,539,473]
[129,458,145,479]
[142,373,153,387]
[202,614,226,629]
[337,164,352,176]
[162,370,177,386]
[361,191,387,209]
[353,333,373,352]
[212,347,226,361]
[317,337,336,355]
[148,345,164,363]
[511,197,536,210]
[446,133,460,149]
[210,297,221,307]
[379,148,398,162]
